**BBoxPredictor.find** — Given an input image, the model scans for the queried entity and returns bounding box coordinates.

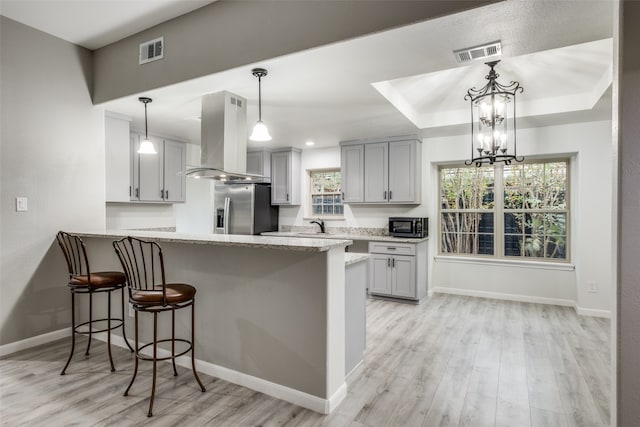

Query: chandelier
[465,60,523,166]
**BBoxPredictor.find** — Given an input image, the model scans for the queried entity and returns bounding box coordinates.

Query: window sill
[434,255,575,271]
[303,216,345,221]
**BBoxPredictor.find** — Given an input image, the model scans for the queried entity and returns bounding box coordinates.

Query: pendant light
[465,60,523,166]
[249,68,272,142]
[138,97,157,154]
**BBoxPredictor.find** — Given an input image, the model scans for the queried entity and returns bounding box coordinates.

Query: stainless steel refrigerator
[214,183,279,235]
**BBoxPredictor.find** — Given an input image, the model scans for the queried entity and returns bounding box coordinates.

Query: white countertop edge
[345,253,370,266]
[73,230,352,252]
[262,231,428,243]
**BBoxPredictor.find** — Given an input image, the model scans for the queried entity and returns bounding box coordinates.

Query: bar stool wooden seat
[113,236,206,417]
[56,231,134,375]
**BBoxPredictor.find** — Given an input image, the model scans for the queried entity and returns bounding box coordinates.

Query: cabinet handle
[383,191,387,200]
[387,247,397,250]
[160,189,164,198]
[389,191,393,200]
[286,193,289,201]
[392,258,395,268]
[135,188,139,198]
[129,186,132,197]
[387,258,391,267]
[165,190,169,199]
[342,192,344,199]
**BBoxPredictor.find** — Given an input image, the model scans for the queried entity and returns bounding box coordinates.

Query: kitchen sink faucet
[310,219,326,233]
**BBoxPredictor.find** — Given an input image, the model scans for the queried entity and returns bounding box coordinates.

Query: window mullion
[494,163,504,258]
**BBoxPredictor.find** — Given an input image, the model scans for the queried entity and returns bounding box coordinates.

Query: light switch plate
[16,197,28,212]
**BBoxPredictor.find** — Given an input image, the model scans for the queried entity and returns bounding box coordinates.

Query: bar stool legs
[124,302,206,417]
[60,286,134,375]
[191,302,206,393]
[60,293,76,375]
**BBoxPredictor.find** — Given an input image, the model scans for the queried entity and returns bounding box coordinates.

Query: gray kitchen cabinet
[271,147,301,205]
[368,240,427,302]
[130,132,186,203]
[163,139,186,202]
[364,142,388,203]
[247,148,271,180]
[369,254,393,295]
[340,144,365,203]
[339,135,421,204]
[388,139,419,203]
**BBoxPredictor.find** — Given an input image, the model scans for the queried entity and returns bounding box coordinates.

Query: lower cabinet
[368,241,427,302]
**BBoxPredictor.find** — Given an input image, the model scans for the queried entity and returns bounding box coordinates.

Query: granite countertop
[262,231,428,244]
[345,253,370,266]
[74,230,352,253]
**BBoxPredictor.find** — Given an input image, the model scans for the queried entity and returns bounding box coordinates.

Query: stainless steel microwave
[389,217,428,238]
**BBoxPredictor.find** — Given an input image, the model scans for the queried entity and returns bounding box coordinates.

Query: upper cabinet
[247,147,271,181]
[340,136,421,204]
[130,133,186,203]
[340,144,365,203]
[105,113,186,203]
[271,147,301,205]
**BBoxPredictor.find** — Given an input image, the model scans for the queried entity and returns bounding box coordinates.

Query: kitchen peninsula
[73,230,352,414]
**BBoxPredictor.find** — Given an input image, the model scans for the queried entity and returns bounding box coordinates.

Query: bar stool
[112,236,206,417]
[56,231,134,375]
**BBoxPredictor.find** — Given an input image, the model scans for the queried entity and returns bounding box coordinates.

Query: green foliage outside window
[310,170,343,216]
[440,160,569,260]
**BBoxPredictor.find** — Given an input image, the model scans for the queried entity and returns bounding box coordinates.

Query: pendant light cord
[258,75,262,121]
[144,102,149,140]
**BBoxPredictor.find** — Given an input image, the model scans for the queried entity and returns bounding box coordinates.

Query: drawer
[368,241,416,256]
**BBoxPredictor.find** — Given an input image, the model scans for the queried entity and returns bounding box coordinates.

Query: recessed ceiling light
[305,141,315,146]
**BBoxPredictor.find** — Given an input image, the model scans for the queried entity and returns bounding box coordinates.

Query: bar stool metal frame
[113,236,206,417]
[56,231,134,375]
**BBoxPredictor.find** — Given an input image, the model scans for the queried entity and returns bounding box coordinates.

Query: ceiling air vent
[453,41,502,64]
[139,37,164,65]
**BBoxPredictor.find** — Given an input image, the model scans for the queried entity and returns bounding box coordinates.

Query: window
[439,159,569,261]
[309,169,343,217]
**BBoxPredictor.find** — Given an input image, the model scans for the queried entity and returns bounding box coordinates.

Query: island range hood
[186,91,266,182]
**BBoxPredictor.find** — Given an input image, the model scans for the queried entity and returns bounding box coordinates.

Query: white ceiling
[1,0,614,150]
[0,0,217,50]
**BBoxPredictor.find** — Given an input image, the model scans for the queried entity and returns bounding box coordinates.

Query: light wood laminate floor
[0,294,610,426]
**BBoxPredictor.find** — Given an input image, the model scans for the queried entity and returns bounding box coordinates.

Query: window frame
[307,168,344,219]
[438,158,571,263]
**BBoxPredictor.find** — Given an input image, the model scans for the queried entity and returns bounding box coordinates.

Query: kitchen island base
[75,231,350,414]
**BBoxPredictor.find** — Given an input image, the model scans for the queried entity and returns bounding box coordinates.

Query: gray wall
[92,0,496,104]
[619,1,640,424]
[0,17,105,345]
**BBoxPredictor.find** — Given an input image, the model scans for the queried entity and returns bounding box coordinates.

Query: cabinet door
[130,133,140,200]
[364,142,388,203]
[163,139,186,202]
[341,144,364,203]
[137,135,164,202]
[271,151,290,204]
[369,254,392,295]
[391,255,416,299]
[388,140,416,203]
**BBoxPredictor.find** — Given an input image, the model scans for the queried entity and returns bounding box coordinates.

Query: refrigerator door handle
[223,197,230,235]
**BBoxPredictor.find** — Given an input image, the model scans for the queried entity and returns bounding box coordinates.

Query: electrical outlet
[588,280,598,293]
[16,197,28,212]
[128,303,134,317]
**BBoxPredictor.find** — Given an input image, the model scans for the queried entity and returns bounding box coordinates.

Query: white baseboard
[432,286,575,307]
[0,327,71,357]
[103,334,345,414]
[432,287,611,318]
[575,306,611,318]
